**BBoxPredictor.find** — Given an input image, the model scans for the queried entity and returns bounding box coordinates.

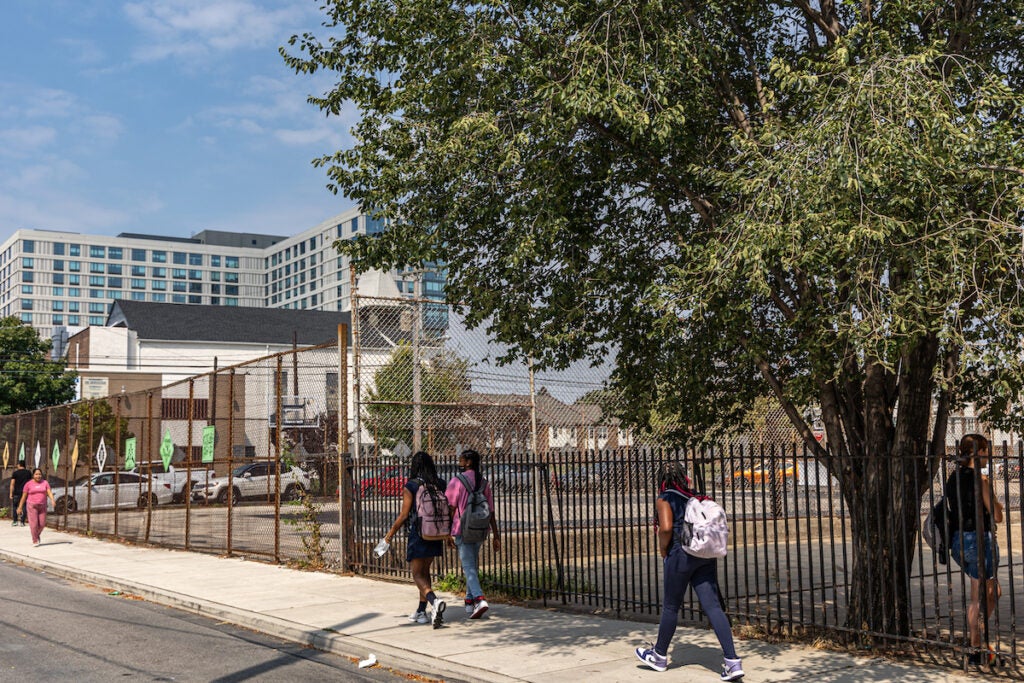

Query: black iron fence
[4,393,1023,673]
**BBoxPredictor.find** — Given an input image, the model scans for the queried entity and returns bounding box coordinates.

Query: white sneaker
[634,645,668,672]
[721,658,744,681]
[430,600,446,629]
[470,599,489,619]
[465,601,475,614]
[408,610,427,624]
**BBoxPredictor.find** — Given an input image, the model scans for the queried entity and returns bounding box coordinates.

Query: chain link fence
[1,294,1023,674]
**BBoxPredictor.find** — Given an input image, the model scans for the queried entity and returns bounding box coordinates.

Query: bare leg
[410,557,434,601]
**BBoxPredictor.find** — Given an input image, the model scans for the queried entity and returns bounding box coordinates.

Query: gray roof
[107,301,352,346]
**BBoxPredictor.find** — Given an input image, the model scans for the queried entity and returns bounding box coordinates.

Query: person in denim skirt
[445,449,500,618]
[383,451,448,628]
[946,433,1003,667]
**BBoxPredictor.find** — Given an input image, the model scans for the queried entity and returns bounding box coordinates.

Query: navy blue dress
[405,479,444,561]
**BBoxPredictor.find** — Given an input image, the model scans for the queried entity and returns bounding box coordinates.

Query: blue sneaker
[721,658,744,681]
[634,645,668,672]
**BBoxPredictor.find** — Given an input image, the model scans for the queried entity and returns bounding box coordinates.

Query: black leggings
[655,547,736,659]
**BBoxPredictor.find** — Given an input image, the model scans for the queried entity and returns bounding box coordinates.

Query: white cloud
[123,0,314,62]
[0,127,58,155]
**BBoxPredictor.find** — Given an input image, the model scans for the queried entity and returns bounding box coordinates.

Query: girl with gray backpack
[445,449,501,619]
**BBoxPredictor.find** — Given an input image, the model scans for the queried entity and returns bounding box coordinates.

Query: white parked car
[53,472,174,514]
[192,462,314,505]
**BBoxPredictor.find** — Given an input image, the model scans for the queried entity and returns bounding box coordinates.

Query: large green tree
[283,1,1024,635]
[0,317,77,415]
[364,344,470,450]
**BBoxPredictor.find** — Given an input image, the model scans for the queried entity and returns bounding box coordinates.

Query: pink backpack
[413,479,452,541]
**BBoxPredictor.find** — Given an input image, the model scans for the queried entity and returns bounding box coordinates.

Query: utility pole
[412,271,422,453]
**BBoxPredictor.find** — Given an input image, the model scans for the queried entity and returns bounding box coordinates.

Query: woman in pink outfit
[17,469,56,545]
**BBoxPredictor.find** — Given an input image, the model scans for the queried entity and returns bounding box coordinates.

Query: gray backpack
[456,473,491,544]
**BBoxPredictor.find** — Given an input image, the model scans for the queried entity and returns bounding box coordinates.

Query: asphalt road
[0,559,409,682]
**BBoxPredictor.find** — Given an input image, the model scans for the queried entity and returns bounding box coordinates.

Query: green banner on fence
[124,437,137,470]
[201,426,215,464]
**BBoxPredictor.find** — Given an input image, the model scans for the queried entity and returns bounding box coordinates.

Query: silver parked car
[52,472,174,514]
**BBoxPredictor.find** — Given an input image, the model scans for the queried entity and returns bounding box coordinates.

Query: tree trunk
[841,453,926,637]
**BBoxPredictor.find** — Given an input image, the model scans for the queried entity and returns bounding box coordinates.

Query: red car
[359,466,406,497]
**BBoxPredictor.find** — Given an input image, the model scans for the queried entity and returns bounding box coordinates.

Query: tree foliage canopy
[0,317,77,415]
[285,0,1024,635]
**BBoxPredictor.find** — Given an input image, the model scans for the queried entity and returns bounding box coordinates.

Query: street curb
[0,547,517,683]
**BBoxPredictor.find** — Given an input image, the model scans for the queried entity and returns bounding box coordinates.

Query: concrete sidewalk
[0,524,972,682]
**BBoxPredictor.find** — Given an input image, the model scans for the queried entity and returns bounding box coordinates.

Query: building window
[210,271,220,282]
[69,275,80,285]
[21,299,32,310]
[172,281,186,293]
[53,260,64,271]
[210,297,220,305]
[151,293,166,302]
[161,398,209,420]
[173,252,186,265]
[20,313,32,323]
[188,270,202,280]
[89,303,106,313]
[211,284,220,294]
[68,315,79,325]
[53,274,64,285]
[131,265,146,276]
[189,282,203,293]
[52,315,63,325]
[132,249,146,261]
[90,262,105,273]
[53,243,65,256]
[152,280,166,291]
[152,251,166,263]
[69,244,81,256]
[131,279,146,289]
[107,264,122,275]
[188,295,202,304]
[22,271,33,283]
[108,247,123,259]
[225,272,239,283]
[172,268,186,279]
[22,257,34,268]
[172,294,186,303]
[88,316,104,325]
[107,277,122,289]
[52,301,64,312]
[53,287,64,296]
[225,285,239,295]
[22,240,35,253]
[68,302,80,312]
[69,261,81,272]
[225,298,238,306]
[131,292,145,301]
[89,276,105,286]
[152,267,166,278]
[90,246,105,258]
[89,289,104,298]
[211,255,221,267]
[21,285,32,294]
[225,256,239,268]
[189,253,203,266]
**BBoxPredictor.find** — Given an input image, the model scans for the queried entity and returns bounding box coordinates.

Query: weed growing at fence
[435,566,594,601]
[284,490,328,570]
[0,506,8,519]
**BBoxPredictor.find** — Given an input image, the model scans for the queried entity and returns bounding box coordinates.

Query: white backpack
[665,489,729,558]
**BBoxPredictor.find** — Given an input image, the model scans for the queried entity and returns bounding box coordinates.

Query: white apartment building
[0,207,446,347]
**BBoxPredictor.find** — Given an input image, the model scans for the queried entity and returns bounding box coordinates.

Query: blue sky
[0,0,357,240]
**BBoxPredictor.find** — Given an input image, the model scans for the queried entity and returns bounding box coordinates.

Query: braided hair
[658,461,692,494]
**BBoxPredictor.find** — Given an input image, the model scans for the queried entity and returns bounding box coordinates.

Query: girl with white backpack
[635,461,743,681]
